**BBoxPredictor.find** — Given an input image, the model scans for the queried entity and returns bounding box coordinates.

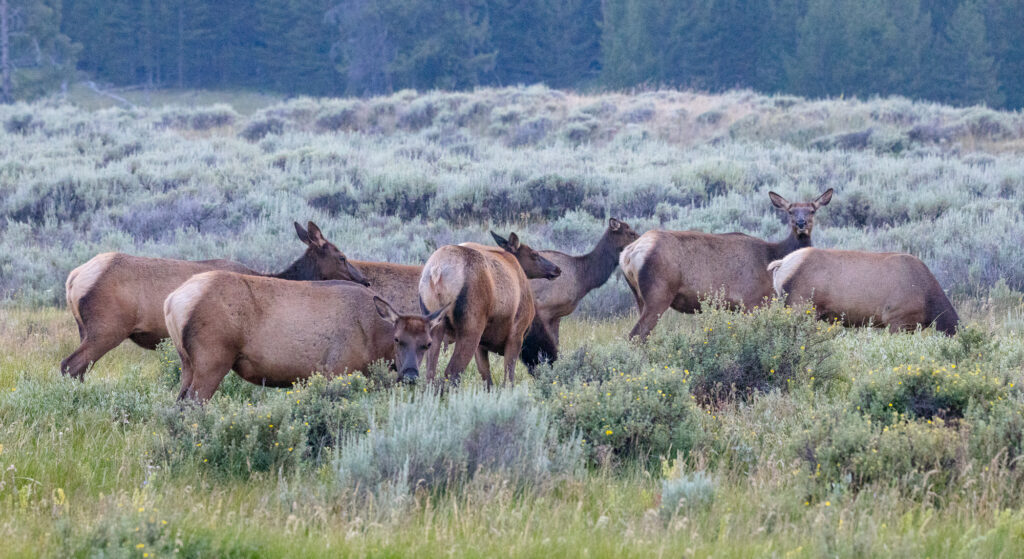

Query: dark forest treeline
[1,0,1022,108]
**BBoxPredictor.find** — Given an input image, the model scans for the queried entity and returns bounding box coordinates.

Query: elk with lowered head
[619,189,833,340]
[419,232,561,387]
[164,273,448,401]
[768,247,958,335]
[61,221,368,380]
[521,217,639,370]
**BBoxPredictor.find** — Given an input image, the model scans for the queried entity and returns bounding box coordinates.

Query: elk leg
[474,347,493,389]
[444,329,484,385]
[181,351,234,402]
[626,279,645,315]
[628,294,672,342]
[176,350,195,401]
[503,337,524,386]
[424,325,445,382]
[60,331,127,380]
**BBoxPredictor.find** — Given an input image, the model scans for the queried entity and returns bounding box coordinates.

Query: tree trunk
[1,0,12,103]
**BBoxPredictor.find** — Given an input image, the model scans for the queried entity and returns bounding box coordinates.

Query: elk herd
[60,190,959,401]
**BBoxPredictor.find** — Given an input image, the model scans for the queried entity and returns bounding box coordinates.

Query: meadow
[2,86,1024,556]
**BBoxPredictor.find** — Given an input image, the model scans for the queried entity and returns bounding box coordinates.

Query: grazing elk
[165,273,447,401]
[419,232,561,387]
[768,247,958,335]
[521,218,640,370]
[620,189,833,340]
[351,260,424,315]
[60,221,368,380]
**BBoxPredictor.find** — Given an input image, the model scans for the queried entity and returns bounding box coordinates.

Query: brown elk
[521,218,640,370]
[767,247,958,335]
[620,189,833,340]
[165,272,448,401]
[60,221,369,380]
[351,261,424,314]
[418,232,561,387]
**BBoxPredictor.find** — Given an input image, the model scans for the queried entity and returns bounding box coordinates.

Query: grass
[3,86,1024,556]
[3,300,1024,557]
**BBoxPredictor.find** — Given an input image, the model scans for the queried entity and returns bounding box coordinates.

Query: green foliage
[155,374,372,477]
[541,349,702,468]
[660,470,715,518]
[332,387,581,498]
[648,297,841,404]
[795,411,963,496]
[850,361,1013,424]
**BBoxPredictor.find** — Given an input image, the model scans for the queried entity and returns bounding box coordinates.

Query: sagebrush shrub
[155,374,373,476]
[648,297,841,404]
[333,387,580,497]
[795,411,963,497]
[543,360,702,468]
[850,361,1014,424]
[240,117,284,141]
[660,471,715,518]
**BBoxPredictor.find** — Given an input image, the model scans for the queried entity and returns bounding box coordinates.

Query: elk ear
[768,192,791,211]
[374,296,400,325]
[306,221,327,247]
[507,232,521,251]
[490,231,511,251]
[426,303,451,329]
[609,218,622,231]
[294,222,313,246]
[813,188,834,209]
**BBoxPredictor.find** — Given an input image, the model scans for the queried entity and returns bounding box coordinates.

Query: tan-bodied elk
[419,232,561,387]
[767,247,958,335]
[164,273,448,401]
[521,218,639,370]
[620,189,833,340]
[61,221,369,380]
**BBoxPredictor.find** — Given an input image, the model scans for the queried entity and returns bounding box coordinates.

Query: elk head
[374,296,449,383]
[294,221,370,286]
[490,231,561,280]
[607,217,640,249]
[768,189,833,240]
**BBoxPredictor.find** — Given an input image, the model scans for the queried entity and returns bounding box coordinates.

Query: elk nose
[796,220,807,229]
[549,266,562,279]
[400,368,419,383]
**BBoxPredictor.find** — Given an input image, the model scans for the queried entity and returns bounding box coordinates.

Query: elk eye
[394,338,400,344]
[421,344,431,350]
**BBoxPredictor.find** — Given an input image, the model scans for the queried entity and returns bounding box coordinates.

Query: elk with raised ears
[521,217,640,370]
[418,231,560,388]
[165,273,449,401]
[768,247,958,335]
[60,221,368,380]
[619,189,833,340]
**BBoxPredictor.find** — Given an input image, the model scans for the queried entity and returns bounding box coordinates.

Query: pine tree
[925,0,1001,106]
[1,0,78,100]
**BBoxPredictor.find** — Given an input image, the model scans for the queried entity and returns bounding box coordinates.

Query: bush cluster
[538,343,702,468]
[332,387,581,499]
[155,374,373,477]
[648,297,841,404]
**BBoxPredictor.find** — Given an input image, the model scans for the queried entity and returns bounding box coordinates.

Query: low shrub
[850,361,1013,424]
[660,470,715,518]
[155,374,373,477]
[542,359,702,468]
[795,411,963,497]
[649,297,841,404]
[333,387,580,498]
[967,398,1024,466]
[239,117,284,141]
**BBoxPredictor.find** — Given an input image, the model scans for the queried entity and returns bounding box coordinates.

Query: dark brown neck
[575,232,622,294]
[768,231,812,261]
[270,252,322,281]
